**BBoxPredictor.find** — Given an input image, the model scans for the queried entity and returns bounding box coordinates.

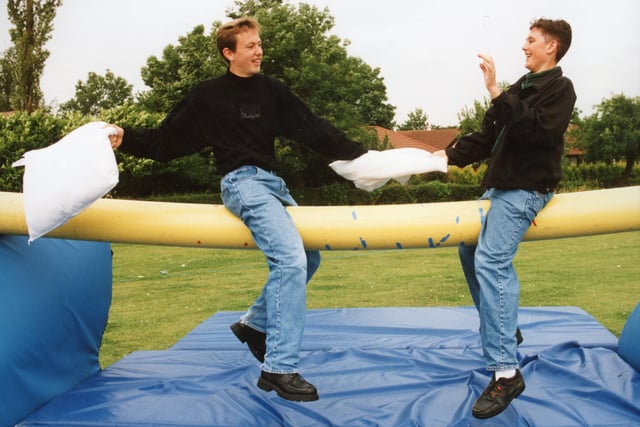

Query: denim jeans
[459,188,553,371]
[221,166,321,374]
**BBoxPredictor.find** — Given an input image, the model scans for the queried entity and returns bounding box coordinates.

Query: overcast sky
[1,0,639,126]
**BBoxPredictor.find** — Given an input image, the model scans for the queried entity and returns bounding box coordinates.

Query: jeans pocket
[221,167,259,217]
[230,165,259,183]
[525,190,552,221]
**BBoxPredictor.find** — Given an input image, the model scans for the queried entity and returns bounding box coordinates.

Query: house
[564,124,585,166]
[371,126,459,152]
[373,125,585,165]
[397,128,460,151]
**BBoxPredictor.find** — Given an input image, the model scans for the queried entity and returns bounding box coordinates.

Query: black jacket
[120,71,366,176]
[446,67,576,192]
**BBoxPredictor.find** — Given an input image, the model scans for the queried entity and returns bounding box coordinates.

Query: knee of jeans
[280,249,309,272]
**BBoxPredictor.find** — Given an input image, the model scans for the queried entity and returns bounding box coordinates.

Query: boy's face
[226,28,263,77]
[522,27,557,73]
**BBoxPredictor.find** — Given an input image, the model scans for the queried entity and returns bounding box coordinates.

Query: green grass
[101,231,640,368]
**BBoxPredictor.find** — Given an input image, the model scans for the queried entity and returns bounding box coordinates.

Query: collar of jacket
[519,66,562,90]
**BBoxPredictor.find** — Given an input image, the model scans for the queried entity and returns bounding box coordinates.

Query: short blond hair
[216,16,261,64]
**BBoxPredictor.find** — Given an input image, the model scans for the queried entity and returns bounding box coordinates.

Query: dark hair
[530,18,572,62]
[216,16,261,63]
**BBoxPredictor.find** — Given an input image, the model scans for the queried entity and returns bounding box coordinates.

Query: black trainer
[257,371,319,402]
[472,370,525,419]
[230,322,266,363]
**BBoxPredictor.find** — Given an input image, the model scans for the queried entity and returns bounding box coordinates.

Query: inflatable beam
[1,187,638,250]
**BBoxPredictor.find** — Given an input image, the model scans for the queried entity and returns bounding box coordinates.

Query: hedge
[1,111,638,204]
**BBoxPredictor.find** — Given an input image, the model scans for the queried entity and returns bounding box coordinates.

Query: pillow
[330,148,448,191]
[12,121,119,243]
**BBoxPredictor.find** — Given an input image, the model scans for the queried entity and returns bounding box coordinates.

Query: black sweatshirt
[446,67,576,193]
[120,71,367,176]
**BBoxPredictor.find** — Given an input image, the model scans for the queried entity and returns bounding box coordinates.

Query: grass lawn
[101,231,640,368]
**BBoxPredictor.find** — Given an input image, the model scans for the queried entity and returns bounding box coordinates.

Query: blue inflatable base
[0,235,112,427]
[18,307,640,426]
[619,302,640,371]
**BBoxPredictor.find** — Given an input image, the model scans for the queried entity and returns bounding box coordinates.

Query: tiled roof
[564,124,585,157]
[373,126,585,157]
[566,147,585,157]
[370,126,440,152]
[397,128,460,150]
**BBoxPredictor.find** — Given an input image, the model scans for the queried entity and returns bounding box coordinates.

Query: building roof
[373,125,585,157]
[371,126,458,152]
[397,128,460,151]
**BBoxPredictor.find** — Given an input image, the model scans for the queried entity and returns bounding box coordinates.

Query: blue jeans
[221,166,321,374]
[459,188,553,371]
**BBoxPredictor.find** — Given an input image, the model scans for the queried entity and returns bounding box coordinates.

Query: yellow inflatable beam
[1,187,638,250]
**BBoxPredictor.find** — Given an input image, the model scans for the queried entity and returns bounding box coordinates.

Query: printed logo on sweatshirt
[240,103,261,120]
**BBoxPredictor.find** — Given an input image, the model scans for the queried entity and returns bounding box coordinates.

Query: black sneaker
[257,371,319,402]
[230,322,266,363]
[472,370,525,419]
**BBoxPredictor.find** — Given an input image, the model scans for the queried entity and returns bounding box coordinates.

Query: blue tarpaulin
[18,306,640,426]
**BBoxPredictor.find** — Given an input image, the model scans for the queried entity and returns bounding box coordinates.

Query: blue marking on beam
[359,237,368,249]
[479,207,486,224]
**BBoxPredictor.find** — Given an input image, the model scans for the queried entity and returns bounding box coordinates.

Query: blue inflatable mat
[19,307,640,426]
[1,235,112,427]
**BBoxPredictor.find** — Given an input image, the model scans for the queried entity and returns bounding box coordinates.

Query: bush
[0,111,67,191]
[413,181,451,202]
[559,162,640,191]
[447,183,483,201]
[315,182,351,205]
[373,184,416,204]
[447,165,485,185]
[2,110,638,203]
[145,192,221,204]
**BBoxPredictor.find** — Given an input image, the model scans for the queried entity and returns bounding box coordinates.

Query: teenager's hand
[104,124,124,149]
[478,53,501,100]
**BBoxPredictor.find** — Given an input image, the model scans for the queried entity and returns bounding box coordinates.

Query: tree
[6,0,62,112]
[0,54,12,111]
[135,0,394,187]
[574,94,640,185]
[137,24,225,112]
[456,97,491,135]
[138,0,395,129]
[398,108,429,131]
[229,0,394,129]
[60,70,134,116]
[456,81,511,135]
[225,0,394,185]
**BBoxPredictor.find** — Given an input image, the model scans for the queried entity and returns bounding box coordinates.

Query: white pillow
[12,121,119,243]
[330,148,448,191]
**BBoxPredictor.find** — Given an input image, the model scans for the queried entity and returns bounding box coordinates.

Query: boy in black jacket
[435,18,576,419]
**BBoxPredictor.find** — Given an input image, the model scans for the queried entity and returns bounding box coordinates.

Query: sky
[1,0,639,127]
